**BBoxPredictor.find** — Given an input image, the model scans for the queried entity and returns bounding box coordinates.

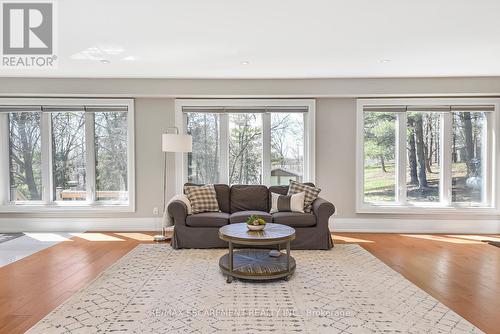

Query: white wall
[0,77,499,232]
[316,98,357,217]
[1,77,500,97]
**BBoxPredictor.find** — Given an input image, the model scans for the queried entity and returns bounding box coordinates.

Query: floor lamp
[154,127,192,242]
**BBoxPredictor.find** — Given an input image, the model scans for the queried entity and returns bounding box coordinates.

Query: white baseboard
[1,217,498,234]
[330,218,500,234]
[0,217,160,232]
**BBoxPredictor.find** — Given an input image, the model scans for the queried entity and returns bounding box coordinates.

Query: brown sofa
[168,183,335,250]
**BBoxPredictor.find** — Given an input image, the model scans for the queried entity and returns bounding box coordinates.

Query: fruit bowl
[247,224,266,231]
[245,214,266,231]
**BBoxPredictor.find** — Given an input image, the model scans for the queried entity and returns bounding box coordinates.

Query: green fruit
[246,214,266,225]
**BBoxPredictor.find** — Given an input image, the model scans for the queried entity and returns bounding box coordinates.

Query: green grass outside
[364,162,470,202]
[364,164,396,193]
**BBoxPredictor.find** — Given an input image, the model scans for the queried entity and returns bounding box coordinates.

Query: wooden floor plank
[333,233,500,334]
[0,232,498,333]
[0,315,31,334]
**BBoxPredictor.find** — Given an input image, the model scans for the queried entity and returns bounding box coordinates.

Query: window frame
[356,98,500,215]
[0,98,135,213]
[175,99,315,193]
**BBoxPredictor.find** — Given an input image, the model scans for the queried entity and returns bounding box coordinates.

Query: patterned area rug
[0,233,24,244]
[28,245,482,333]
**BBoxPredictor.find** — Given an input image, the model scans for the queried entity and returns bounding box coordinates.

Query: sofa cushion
[269,183,315,209]
[287,181,321,213]
[268,185,289,196]
[229,211,272,224]
[185,183,231,213]
[230,185,269,213]
[272,212,316,227]
[270,192,305,213]
[186,212,230,227]
[184,184,220,214]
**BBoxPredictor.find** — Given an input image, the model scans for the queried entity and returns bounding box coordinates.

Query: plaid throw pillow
[184,184,220,214]
[287,180,321,213]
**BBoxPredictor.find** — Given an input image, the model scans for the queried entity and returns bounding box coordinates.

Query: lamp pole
[154,127,192,242]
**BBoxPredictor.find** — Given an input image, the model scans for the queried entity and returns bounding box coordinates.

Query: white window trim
[0,98,135,213]
[356,97,500,215]
[175,99,316,194]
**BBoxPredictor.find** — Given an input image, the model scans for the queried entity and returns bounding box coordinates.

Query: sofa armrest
[167,200,189,226]
[312,197,335,227]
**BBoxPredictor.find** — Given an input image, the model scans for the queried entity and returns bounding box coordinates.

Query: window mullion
[262,112,271,186]
[219,113,229,184]
[182,112,188,187]
[441,112,452,206]
[41,112,52,203]
[396,112,407,205]
[303,112,310,182]
[484,113,493,206]
[85,112,96,204]
[0,114,9,204]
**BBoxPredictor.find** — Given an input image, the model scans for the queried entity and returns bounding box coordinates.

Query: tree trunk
[379,155,387,173]
[452,131,458,163]
[203,114,209,182]
[214,115,219,183]
[408,124,418,185]
[426,120,434,172]
[473,116,479,160]
[238,119,246,184]
[415,114,428,188]
[461,112,474,177]
[434,126,440,164]
[18,114,39,199]
[424,146,432,173]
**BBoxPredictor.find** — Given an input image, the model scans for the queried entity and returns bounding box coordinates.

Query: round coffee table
[218,223,296,283]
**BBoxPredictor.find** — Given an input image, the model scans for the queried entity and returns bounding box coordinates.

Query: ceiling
[2,0,500,78]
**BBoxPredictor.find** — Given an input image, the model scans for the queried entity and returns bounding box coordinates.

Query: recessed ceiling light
[71,45,124,61]
[100,59,110,64]
[101,46,124,55]
[381,59,392,63]
[241,60,250,65]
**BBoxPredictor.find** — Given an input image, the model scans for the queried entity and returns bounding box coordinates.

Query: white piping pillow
[270,192,305,214]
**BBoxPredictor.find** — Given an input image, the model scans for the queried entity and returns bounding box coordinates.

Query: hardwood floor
[0,232,498,333]
[336,233,500,334]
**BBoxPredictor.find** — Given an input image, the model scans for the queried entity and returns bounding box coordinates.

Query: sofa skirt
[171,225,333,250]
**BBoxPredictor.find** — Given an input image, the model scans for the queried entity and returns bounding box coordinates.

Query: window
[51,111,87,201]
[94,111,129,203]
[0,99,134,211]
[271,113,304,186]
[363,112,397,202]
[186,113,220,184]
[357,99,497,213]
[179,100,314,188]
[406,112,441,203]
[229,113,263,185]
[451,112,486,204]
[8,111,42,201]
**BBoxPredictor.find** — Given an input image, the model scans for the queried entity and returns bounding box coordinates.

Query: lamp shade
[162,133,192,152]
